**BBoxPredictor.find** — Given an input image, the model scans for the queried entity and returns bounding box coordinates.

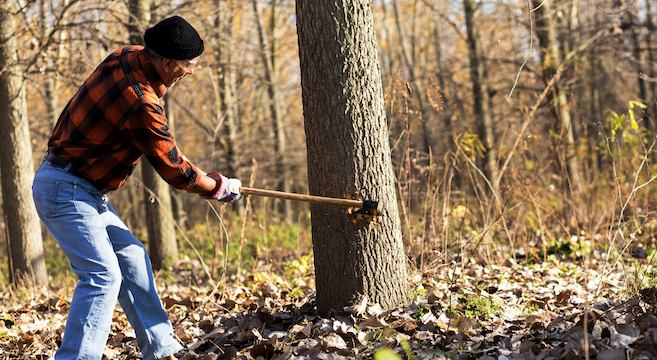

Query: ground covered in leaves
[1,256,655,360]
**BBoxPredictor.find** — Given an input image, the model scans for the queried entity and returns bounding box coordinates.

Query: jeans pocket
[33,180,62,218]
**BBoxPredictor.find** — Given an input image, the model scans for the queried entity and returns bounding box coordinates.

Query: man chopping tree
[32,15,241,360]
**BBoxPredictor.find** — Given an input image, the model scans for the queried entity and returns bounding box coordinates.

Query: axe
[239,187,379,221]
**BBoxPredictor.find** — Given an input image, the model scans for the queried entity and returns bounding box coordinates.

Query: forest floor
[1,253,655,360]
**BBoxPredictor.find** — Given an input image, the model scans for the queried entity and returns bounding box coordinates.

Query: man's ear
[162,58,175,73]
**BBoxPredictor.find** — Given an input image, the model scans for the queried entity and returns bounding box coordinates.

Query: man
[32,16,239,360]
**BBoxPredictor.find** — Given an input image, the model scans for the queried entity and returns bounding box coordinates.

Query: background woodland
[1,0,656,288]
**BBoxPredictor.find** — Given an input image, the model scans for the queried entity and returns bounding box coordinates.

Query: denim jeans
[32,161,183,360]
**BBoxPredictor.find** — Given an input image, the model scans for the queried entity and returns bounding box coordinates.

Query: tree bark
[296,0,408,314]
[128,0,178,270]
[0,0,48,286]
[463,0,498,188]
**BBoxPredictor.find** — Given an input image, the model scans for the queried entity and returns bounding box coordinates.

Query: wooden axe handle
[239,187,364,208]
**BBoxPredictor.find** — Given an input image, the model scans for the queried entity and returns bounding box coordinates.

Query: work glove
[203,172,243,203]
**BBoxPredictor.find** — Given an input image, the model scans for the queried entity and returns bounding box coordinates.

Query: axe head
[362,200,379,212]
[346,194,380,226]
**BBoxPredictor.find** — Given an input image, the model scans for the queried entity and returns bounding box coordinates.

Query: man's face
[165,57,199,87]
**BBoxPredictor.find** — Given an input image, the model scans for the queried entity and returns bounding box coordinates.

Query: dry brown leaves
[0,259,655,360]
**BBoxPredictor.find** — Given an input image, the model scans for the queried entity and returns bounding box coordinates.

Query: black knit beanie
[144,16,204,60]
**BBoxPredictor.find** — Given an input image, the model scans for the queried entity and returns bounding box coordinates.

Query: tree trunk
[296,0,408,314]
[380,1,398,86]
[564,0,582,140]
[626,8,649,126]
[532,0,583,194]
[391,0,431,156]
[0,0,48,286]
[213,0,242,215]
[142,142,178,270]
[253,0,291,220]
[129,0,178,270]
[645,0,656,127]
[166,98,187,232]
[463,0,498,188]
[41,0,68,129]
[586,4,603,173]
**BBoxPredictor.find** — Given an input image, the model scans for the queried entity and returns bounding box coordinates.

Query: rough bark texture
[296,0,408,314]
[128,0,178,270]
[0,0,48,286]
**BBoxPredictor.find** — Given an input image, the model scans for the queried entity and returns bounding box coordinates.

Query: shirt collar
[137,48,167,98]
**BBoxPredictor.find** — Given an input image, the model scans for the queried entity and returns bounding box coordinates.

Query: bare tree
[532,0,583,194]
[0,0,48,286]
[166,98,187,232]
[128,0,179,270]
[40,0,69,128]
[253,0,292,220]
[645,0,656,126]
[625,7,650,126]
[212,0,242,201]
[391,0,432,156]
[296,0,408,313]
[463,0,497,188]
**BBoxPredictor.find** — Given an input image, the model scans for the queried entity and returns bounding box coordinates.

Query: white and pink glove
[202,172,243,203]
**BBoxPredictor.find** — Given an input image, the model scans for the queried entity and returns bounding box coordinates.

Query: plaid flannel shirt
[48,46,202,192]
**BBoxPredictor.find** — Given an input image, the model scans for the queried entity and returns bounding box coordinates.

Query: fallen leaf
[321,332,348,350]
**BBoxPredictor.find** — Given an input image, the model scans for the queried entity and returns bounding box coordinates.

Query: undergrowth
[1,102,657,307]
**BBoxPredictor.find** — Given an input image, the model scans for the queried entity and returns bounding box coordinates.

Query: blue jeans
[32,161,182,360]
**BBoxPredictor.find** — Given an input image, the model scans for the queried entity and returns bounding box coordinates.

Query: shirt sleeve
[124,95,201,190]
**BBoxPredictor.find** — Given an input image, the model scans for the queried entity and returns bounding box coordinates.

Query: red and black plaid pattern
[48,46,201,191]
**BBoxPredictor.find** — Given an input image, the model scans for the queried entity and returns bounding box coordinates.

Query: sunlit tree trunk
[379,1,403,143]
[463,0,497,188]
[253,0,291,220]
[391,0,431,156]
[0,0,48,286]
[213,0,242,215]
[532,0,583,194]
[564,0,582,139]
[296,0,408,314]
[129,0,178,271]
[40,0,68,128]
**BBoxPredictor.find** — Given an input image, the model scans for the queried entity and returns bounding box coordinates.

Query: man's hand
[203,172,243,202]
